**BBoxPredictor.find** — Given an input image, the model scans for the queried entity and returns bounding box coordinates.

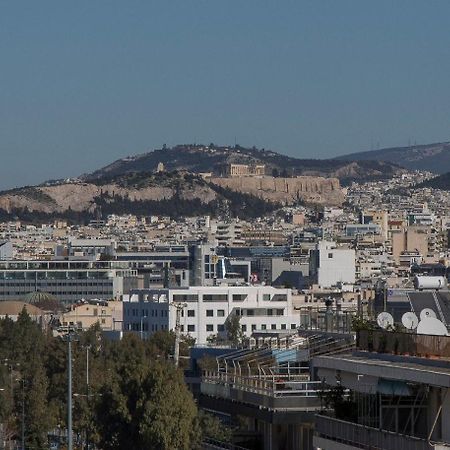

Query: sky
[1,1,450,189]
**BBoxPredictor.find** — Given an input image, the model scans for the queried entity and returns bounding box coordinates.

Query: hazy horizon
[2,1,450,189]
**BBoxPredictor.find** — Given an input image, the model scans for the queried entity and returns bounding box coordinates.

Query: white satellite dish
[420,308,436,321]
[417,317,448,336]
[401,312,419,330]
[377,312,394,330]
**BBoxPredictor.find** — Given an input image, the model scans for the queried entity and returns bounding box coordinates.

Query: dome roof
[22,291,63,312]
[23,290,56,305]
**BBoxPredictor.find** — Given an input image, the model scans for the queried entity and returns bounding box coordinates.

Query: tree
[197,410,232,443]
[94,334,198,450]
[225,314,244,347]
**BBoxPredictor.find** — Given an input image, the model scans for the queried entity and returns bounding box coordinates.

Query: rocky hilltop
[85,144,402,185]
[0,170,344,222]
[210,175,343,205]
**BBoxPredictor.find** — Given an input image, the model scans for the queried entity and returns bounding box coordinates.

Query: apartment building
[309,241,356,288]
[122,286,298,344]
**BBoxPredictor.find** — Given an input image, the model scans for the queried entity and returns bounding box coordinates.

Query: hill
[84,144,402,185]
[416,172,450,190]
[0,172,282,222]
[335,141,450,174]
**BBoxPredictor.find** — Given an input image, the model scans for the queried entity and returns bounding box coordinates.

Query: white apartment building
[123,286,299,344]
[309,241,355,288]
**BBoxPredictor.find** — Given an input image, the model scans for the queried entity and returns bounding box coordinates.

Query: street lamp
[140,315,147,340]
[15,378,25,450]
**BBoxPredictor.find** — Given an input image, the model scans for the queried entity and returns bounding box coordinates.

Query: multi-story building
[122,286,298,344]
[313,329,450,449]
[309,241,356,288]
[0,259,137,304]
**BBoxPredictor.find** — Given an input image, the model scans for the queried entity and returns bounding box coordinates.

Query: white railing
[202,370,322,398]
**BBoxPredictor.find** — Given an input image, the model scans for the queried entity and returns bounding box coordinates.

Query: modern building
[0,259,138,304]
[309,241,356,288]
[0,241,13,260]
[122,286,299,344]
[313,329,450,449]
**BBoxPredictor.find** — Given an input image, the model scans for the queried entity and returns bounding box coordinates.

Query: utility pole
[86,346,90,450]
[21,379,25,450]
[172,303,187,367]
[68,334,73,450]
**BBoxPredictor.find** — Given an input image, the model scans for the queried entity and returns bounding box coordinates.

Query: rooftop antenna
[377,312,394,330]
[401,312,418,330]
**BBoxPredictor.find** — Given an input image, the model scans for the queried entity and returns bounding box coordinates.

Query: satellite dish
[420,308,436,321]
[377,312,394,329]
[402,312,419,330]
[417,317,448,336]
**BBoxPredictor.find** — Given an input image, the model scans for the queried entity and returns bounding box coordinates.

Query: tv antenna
[377,312,394,330]
[401,312,418,330]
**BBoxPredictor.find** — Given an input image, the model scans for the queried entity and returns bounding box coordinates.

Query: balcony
[314,414,431,450]
[201,371,322,411]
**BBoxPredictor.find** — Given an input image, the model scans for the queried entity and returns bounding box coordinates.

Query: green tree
[94,334,198,450]
[225,314,243,347]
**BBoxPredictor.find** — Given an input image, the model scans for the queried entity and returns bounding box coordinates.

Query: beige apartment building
[392,226,429,264]
[60,301,123,331]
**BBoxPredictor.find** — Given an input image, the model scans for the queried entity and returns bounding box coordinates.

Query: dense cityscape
[3,2,450,449]
[1,157,450,449]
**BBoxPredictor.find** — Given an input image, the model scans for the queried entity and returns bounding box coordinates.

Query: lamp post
[59,326,77,450]
[15,378,25,450]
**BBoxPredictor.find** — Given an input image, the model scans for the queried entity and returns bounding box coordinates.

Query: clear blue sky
[1,1,450,189]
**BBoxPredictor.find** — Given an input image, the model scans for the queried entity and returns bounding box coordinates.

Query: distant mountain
[335,141,450,174]
[84,144,402,185]
[416,172,450,190]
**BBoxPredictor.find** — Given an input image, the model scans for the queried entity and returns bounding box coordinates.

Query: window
[203,294,228,302]
[101,319,106,324]
[263,294,271,301]
[241,324,247,332]
[206,309,214,317]
[291,324,297,329]
[271,324,276,330]
[180,325,184,332]
[267,309,273,316]
[187,310,195,317]
[281,324,286,330]
[187,324,195,332]
[246,309,254,316]
[232,294,247,302]
[328,252,333,258]
[217,324,225,332]
[206,324,214,332]
[173,294,199,302]
[251,324,257,331]
[217,309,225,317]
[261,324,267,330]
[276,309,284,316]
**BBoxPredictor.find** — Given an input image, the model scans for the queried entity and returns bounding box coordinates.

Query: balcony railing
[202,371,320,398]
[315,414,430,450]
